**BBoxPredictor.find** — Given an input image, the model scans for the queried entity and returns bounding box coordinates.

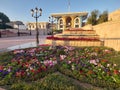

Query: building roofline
[51,12,88,17]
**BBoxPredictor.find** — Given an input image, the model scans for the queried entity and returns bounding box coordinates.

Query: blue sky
[0,0,119,24]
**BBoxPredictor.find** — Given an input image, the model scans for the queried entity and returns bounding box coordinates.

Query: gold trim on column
[62,16,66,30]
[71,16,75,28]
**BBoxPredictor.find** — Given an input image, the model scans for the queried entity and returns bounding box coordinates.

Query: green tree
[0,12,10,29]
[87,10,99,25]
[87,10,108,25]
[98,10,108,24]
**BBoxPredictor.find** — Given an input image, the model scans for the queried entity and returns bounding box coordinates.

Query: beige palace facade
[51,12,88,30]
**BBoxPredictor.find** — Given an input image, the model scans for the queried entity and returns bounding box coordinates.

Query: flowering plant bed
[0,45,120,89]
[65,28,94,31]
[47,36,100,41]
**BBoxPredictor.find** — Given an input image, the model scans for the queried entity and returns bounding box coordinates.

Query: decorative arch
[74,17,80,28]
[66,17,71,28]
[39,24,41,29]
[58,18,63,29]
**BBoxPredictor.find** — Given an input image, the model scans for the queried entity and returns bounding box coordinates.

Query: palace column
[56,18,59,30]
[71,16,75,28]
[79,16,83,27]
[62,16,66,31]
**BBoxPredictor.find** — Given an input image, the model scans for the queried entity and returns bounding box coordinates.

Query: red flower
[114,70,119,75]
[79,70,83,74]
[101,59,108,63]
[16,72,21,77]
[31,69,35,73]
[37,68,41,73]
[41,66,47,71]
[0,66,3,70]
[21,70,25,76]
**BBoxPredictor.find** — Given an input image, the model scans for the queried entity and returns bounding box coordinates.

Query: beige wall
[108,9,120,21]
[82,20,120,51]
[82,20,120,38]
[45,40,102,47]
[93,20,120,38]
[104,39,120,51]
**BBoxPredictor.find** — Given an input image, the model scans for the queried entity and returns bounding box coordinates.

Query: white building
[27,22,50,30]
[6,21,27,30]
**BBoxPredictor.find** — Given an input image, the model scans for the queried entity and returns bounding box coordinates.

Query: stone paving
[0,35,48,52]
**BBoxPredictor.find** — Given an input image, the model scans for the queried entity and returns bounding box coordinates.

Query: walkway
[0,35,48,52]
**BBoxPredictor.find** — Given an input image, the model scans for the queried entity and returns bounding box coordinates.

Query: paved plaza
[0,35,48,52]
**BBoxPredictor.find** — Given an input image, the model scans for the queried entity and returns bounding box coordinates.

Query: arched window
[32,25,34,28]
[60,19,63,24]
[74,17,80,28]
[75,18,79,23]
[39,25,41,29]
[66,17,71,28]
[59,19,63,28]
[43,25,44,29]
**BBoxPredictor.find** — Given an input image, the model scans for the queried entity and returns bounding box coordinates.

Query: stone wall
[82,20,120,51]
[108,9,120,21]
[93,20,120,38]
[45,40,102,47]
[104,39,120,51]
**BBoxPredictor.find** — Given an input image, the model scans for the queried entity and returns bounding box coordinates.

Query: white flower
[114,64,117,67]
[119,70,120,73]
[107,64,110,67]
[53,61,57,64]
[30,67,33,70]
[71,65,75,70]
[26,69,29,72]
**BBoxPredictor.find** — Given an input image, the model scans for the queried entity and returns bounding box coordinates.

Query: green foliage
[87,10,108,25]
[0,12,10,29]
[87,10,99,25]
[0,52,14,65]
[98,11,108,24]
[9,73,85,90]
[0,12,10,23]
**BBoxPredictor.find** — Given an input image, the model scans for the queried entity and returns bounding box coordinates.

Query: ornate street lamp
[48,16,56,35]
[0,19,2,38]
[29,24,32,35]
[17,24,20,36]
[31,7,42,46]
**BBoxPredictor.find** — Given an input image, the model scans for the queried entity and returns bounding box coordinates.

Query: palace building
[27,22,49,30]
[51,12,88,30]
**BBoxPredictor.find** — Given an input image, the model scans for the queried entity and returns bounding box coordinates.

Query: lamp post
[48,16,56,35]
[31,7,42,46]
[0,19,2,38]
[29,24,32,35]
[17,24,20,36]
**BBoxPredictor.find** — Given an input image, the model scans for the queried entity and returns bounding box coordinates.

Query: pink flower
[13,49,24,54]
[68,61,72,64]
[60,55,66,60]
[89,60,97,65]
[104,49,111,53]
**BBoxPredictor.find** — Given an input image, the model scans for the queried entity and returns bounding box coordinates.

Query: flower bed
[47,36,100,41]
[0,45,120,89]
[63,29,96,35]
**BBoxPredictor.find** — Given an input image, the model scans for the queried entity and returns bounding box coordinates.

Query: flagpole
[68,0,70,12]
